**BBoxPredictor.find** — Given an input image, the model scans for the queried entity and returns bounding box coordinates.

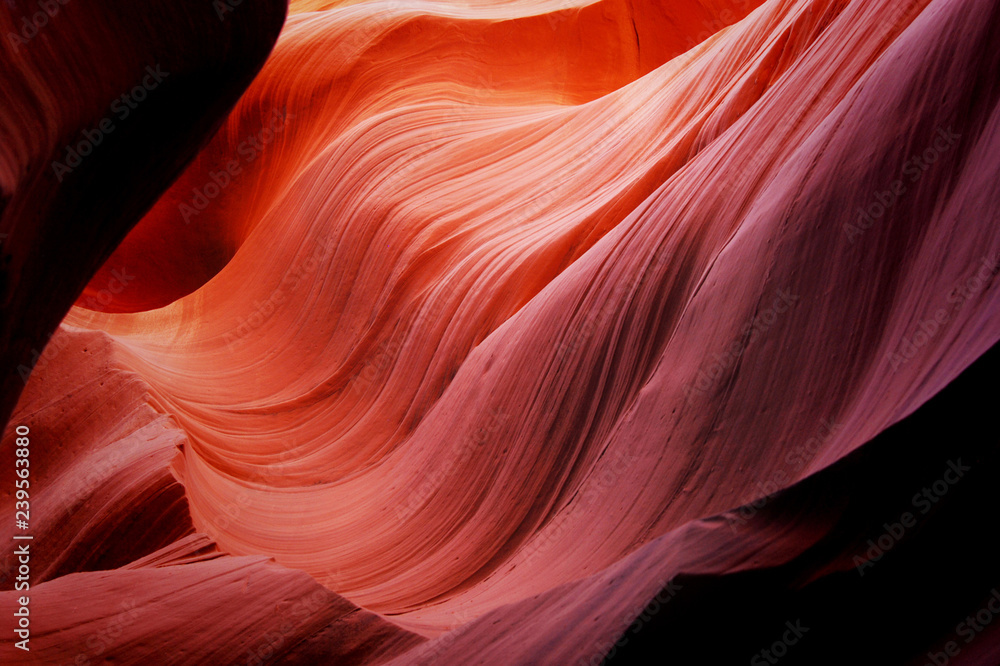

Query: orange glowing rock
[2,0,1000,662]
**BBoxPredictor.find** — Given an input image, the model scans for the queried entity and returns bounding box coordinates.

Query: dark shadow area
[604,339,1000,665]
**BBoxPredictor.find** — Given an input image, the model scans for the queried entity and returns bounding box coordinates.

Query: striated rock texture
[2,0,1000,663]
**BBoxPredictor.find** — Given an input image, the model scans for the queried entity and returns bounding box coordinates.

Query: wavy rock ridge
[2,0,999,663]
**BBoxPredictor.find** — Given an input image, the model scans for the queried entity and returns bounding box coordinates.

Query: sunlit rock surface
[2,0,999,663]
